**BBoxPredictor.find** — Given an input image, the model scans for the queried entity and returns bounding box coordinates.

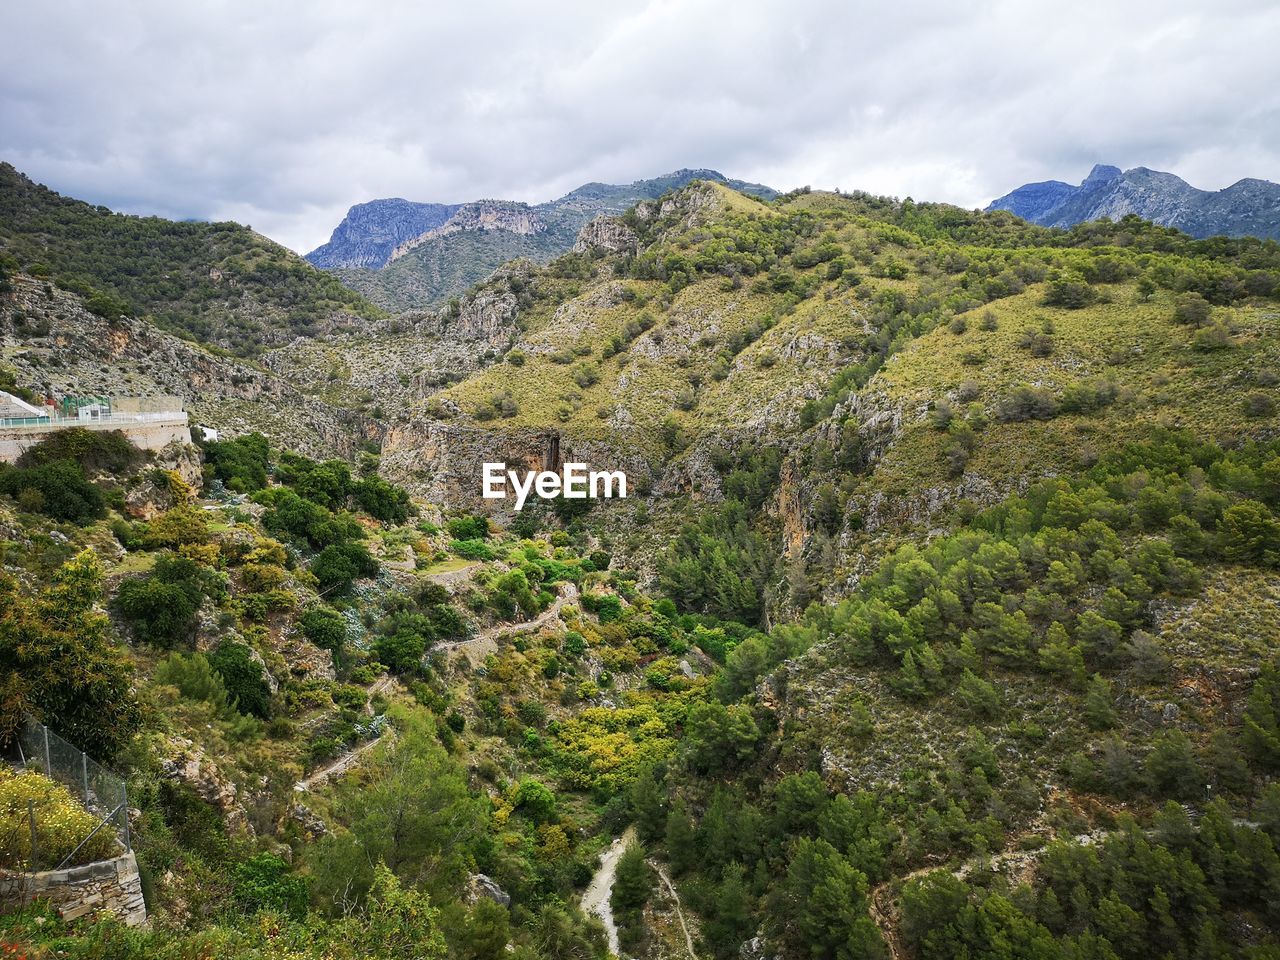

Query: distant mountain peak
[313,168,777,310]
[987,164,1280,240]
[1083,163,1122,184]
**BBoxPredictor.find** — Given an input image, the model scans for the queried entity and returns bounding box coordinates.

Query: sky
[3,0,1278,254]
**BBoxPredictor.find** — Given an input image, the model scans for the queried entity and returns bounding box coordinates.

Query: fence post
[27,799,38,872]
[82,752,90,804]
[121,782,131,852]
[43,723,51,774]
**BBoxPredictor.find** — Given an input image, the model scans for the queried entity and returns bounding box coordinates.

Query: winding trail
[293,676,397,793]
[581,826,636,958]
[436,583,577,666]
[654,863,697,959]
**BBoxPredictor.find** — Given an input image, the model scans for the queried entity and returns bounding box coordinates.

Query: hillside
[320,169,777,311]
[3,176,1280,960]
[0,163,383,354]
[988,163,1280,240]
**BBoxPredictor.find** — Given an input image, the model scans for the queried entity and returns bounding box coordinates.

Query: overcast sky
[3,0,1278,253]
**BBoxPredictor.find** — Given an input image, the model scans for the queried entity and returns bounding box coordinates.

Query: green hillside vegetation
[3,177,1280,959]
[337,219,577,312]
[0,163,382,354]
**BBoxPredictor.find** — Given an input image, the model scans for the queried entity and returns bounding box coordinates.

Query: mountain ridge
[988,163,1280,239]
[308,168,778,310]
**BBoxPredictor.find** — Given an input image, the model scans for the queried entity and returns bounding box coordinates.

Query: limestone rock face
[465,872,511,907]
[389,201,546,263]
[159,737,253,836]
[305,198,462,270]
[572,216,638,256]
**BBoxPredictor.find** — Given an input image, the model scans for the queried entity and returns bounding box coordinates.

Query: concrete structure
[0,851,147,926]
[0,393,190,464]
[0,390,50,425]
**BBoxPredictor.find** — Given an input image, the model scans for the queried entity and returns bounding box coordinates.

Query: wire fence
[10,717,130,871]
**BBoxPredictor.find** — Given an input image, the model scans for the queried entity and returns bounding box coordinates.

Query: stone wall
[0,851,147,926]
[0,417,190,463]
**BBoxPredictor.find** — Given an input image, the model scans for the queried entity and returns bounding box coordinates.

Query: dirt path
[294,676,397,792]
[295,733,390,792]
[581,825,636,958]
[654,863,697,959]
[436,582,577,666]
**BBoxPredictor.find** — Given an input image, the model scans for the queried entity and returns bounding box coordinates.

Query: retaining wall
[0,851,147,925]
[0,416,190,463]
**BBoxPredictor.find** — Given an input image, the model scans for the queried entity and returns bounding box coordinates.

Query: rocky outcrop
[380,418,656,511]
[159,737,253,836]
[389,200,547,263]
[305,198,462,270]
[572,216,638,256]
[465,873,511,907]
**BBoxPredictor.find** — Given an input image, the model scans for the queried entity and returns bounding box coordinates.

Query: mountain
[6,174,1280,960]
[0,163,383,355]
[311,168,777,311]
[988,163,1280,239]
[304,198,462,270]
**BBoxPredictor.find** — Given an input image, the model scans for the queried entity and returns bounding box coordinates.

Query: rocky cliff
[305,198,462,269]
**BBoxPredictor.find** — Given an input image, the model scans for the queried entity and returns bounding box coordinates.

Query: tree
[1218,501,1280,566]
[313,541,379,594]
[114,553,214,647]
[0,459,104,522]
[1145,730,1204,800]
[1243,659,1280,770]
[611,841,654,950]
[665,798,697,876]
[704,862,753,959]
[683,701,761,775]
[0,551,140,759]
[208,641,272,719]
[353,475,413,523]
[1173,292,1212,326]
[1084,674,1117,730]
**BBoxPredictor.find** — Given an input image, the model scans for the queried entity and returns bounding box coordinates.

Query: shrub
[0,459,104,522]
[204,433,270,492]
[233,851,308,919]
[446,515,489,540]
[1192,324,1233,351]
[0,768,118,868]
[1244,392,1276,418]
[996,385,1059,422]
[16,428,143,473]
[1173,292,1212,327]
[452,539,494,561]
[299,607,348,653]
[1043,275,1097,308]
[208,641,272,719]
[312,542,379,594]
[353,475,412,523]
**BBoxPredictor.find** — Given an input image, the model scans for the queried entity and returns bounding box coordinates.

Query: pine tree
[664,798,697,876]
[1083,674,1117,730]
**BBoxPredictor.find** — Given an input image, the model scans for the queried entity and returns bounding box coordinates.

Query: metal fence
[0,411,187,430]
[12,717,130,870]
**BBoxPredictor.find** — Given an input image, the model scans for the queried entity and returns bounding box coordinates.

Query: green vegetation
[0,768,119,867]
[0,163,381,353]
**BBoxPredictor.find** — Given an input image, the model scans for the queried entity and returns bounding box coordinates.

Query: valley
[1,165,1280,960]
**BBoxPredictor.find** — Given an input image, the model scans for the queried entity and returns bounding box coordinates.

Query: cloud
[2,0,1277,252]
